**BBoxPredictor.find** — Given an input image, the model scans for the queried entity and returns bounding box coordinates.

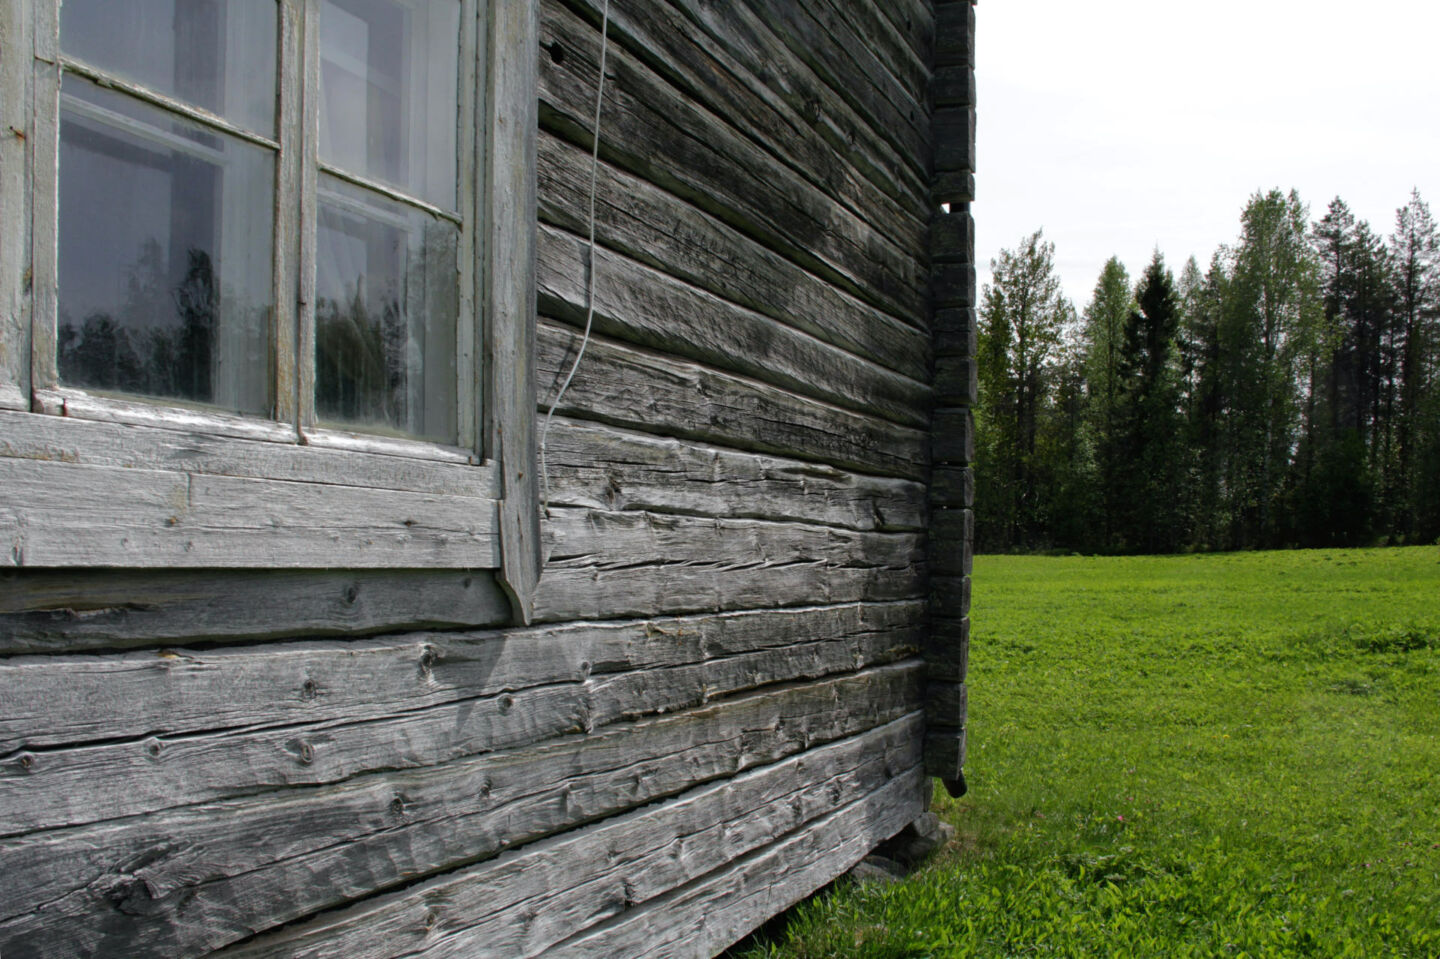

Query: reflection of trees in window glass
[58,243,217,402]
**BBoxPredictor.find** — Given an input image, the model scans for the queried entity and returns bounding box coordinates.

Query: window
[0,0,540,620]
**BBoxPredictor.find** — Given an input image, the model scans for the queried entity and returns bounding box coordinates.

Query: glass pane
[60,0,277,136]
[57,75,275,416]
[320,0,460,209]
[315,175,458,443]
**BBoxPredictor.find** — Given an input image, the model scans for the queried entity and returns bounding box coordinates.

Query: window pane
[57,76,275,416]
[319,0,460,210]
[315,175,458,444]
[60,0,277,137]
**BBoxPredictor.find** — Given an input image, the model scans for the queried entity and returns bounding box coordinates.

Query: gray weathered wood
[538,224,932,428]
[930,464,975,511]
[0,568,512,653]
[547,767,926,958]
[1,600,921,750]
[1,457,501,569]
[0,606,921,834]
[554,0,930,230]
[537,321,929,481]
[929,508,975,577]
[489,0,542,624]
[539,0,926,322]
[0,662,922,959]
[542,417,926,532]
[734,0,929,181]
[930,575,971,622]
[537,134,931,383]
[212,715,923,958]
[931,408,975,465]
[924,616,970,682]
[535,506,925,622]
[662,0,930,218]
[924,729,968,782]
[0,409,499,497]
[0,3,30,405]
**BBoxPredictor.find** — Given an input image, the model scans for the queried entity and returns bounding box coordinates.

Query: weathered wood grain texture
[0,662,922,959]
[1,601,921,753]
[661,0,929,219]
[538,0,926,322]
[537,320,930,481]
[935,306,978,358]
[0,569,511,654]
[547,768,926,958]
[930,465,975,511]
[929,509,975,577]
[1,457,501,569]
[930,576,971,623]
[537,224,932,429]
[924,727,968,782]
[926,681,967,728]
[535,505,925,623]
[733,0,929,184]
[871,0,936,69]
[0,604,922,834]
[537,134,931,383]
[0,410,500,497]
[934,355,978,408]
[930,408,975,466]
[0,4,30,405]
[542,417,926,532]
[487,0,542,625]
[554,0,930,227]
[931,209,975,267]
[924,617,970,683]
[213,715,923,959]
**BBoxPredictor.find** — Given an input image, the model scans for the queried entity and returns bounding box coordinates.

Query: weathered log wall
[0,1,974,955]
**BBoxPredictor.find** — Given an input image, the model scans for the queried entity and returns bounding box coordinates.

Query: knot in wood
[301,679,319,701]
[17,752,35,772]
[498,694,515,714]
[419,646,438,672]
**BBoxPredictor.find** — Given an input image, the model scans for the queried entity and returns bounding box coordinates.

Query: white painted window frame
[0,0,541,621]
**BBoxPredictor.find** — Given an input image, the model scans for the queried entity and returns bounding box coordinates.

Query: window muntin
[45,0,469,449]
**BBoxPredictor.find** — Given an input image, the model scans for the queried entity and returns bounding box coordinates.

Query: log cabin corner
[0,0,976,955]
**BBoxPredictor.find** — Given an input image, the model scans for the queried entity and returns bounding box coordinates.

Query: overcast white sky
[975,0,1440,310]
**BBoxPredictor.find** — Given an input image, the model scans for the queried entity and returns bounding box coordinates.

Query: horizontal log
[0,569,511,654]
[0,410,497,498]
[934,356,978,407]
[1,601,923,754]
[1,458,500,569]
[538,135,930,382]
[931,208,975,264]
[932,64,977,108]
[548,766,926,958]
[537,321,930,481]
[934,3,976,69]
[554,0,928,239]
[214,715,924,958]
[925,681,968,727]
[924,729,968,782]
[542,418,926,532]
[735,0,929,183]
[535,506,925,622]
[924,616,970,682]
[931,408,975,466]
[932,262,978,309]
[934,306,979,358]
[537,224,930,428]
[0,604,922,835]
[933,170,975,206]
[0,662,923,959]
[869,0,935,69]
[930,575,972,621]
[813,0,930,121]
[930,465,975,510]
[539,1,926,322]
[929,508,975,577]
[934,107,977,174]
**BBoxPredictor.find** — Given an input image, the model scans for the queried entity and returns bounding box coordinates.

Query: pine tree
[974,230,1072,550]
[1388,190,1440,540]
[1080,257,1134,549]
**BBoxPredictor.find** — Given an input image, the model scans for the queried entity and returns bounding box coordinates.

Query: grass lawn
[739,547,1440,957]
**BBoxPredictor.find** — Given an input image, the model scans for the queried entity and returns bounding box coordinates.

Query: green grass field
[740,547,1440,957]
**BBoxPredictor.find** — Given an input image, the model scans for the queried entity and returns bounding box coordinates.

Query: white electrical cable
[539,0,610,514]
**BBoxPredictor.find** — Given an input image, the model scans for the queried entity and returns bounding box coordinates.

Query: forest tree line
[975,188,1440,553]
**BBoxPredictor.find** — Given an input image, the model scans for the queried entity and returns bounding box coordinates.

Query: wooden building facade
[0,0,976,955]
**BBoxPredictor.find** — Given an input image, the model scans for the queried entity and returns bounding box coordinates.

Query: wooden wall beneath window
[0,2,976,956]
